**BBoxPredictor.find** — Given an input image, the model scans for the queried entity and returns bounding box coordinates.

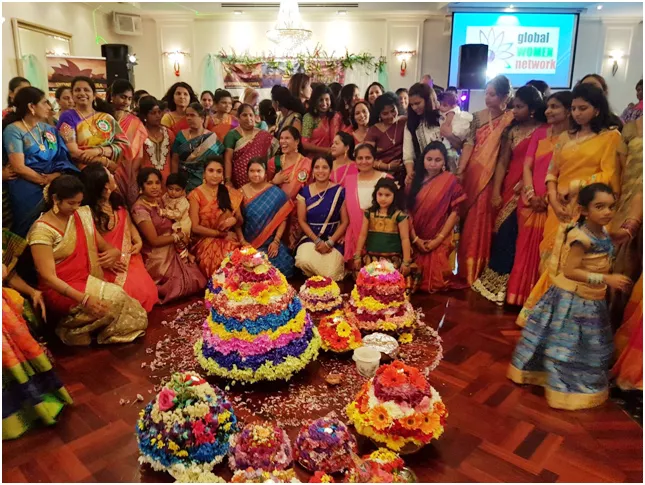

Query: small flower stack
[135,372,238,480]
[195,247,321,384]
[228,422,293,472]
[346,360,448,453]
[318,311,362,353]
[294,416,358,473]
[299,276,343,320]
[231,468,301,483]
[346,261,417,334]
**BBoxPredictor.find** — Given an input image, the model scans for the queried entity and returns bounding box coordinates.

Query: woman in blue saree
[170,102,224,193]
[240,158,295,277]
[295,154,348,281]
[3,87,78,237]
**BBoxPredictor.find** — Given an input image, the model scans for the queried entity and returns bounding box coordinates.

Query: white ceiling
[98,0,643,19]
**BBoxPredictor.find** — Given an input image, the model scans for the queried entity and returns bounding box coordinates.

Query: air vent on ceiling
[113,12,143,36]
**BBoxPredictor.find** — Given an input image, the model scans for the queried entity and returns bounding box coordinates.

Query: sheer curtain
[344,66,381,96]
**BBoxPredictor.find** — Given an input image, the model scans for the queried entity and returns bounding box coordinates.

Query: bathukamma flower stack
[346,360,448,452]
[294,416,358,473]
[299,276,343,319]
[228,422,293,471]
[135,372,237,479]
[195,247,321,383]
[346,260,417,333]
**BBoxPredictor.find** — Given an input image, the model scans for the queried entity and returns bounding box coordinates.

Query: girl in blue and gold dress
[508,183,633,410]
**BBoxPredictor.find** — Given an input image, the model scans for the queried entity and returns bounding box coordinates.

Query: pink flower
[157,388,176,411]
[192,419,206,437]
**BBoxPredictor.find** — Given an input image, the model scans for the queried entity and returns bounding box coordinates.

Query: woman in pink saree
[506,92,573,306]
[408,142,467,293]
[131,168,206,304]
[329,131,357,187]
[472,86,546,304]
[343,143,389,264]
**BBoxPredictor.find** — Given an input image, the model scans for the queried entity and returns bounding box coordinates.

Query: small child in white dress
[160,173,193,262]
[438,91,473,172]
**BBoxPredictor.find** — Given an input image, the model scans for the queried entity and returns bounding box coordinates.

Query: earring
[53,203,60,215]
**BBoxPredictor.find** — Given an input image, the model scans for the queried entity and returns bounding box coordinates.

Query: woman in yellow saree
[27,175,148,346]
[456,75,514,285]
[517,84,622,326]
[56,77,129,174]
[108,79,148,207]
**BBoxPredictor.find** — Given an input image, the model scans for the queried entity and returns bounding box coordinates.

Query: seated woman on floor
[295,154,348,281]
[240,157,294,277]
[27,175,148,346]
[131,168,206,304]
[3,237,72,439]
[80,163,158,312]
[188,158,244,277]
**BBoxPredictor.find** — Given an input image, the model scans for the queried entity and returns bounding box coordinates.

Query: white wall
[2,2,113,98]
[420,18,451,88]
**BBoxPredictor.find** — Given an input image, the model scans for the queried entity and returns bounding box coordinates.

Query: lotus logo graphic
[479,28,514,68]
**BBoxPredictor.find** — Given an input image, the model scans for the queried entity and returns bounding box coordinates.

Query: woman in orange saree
[206,90,239,142]
[108,80,149,207]
[611,274,643,391]
[80,163,158,312]
[456,76,514,285]
[188,159,243,277]
[267,126,312,248]
[27,175,147,346]
[517,84,622,326]
[408,142,467,293]
[506,92,572,306]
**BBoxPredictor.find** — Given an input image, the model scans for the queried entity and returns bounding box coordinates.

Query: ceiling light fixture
[337,10,347,15]
[597,4,603,9]
[266,0,312,52]
[234,10,243,15]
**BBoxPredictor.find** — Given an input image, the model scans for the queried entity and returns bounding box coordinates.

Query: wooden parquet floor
[2,281,643,483]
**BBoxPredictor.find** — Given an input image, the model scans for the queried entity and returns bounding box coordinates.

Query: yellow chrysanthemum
[336,321,352,337]
[399,333,413,344]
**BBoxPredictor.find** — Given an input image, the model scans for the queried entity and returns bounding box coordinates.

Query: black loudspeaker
[101,44,133,85]
[457,44,489,90]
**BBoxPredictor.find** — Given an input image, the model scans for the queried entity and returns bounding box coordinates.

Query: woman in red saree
[80,163,158,312]
[408,142,467,293]
[302,85,341,157]
[456,75,514,285]
[189,159,244,277]
[27,175,147,346]
[139,97,175,190]
[108,80,149,207]
[224,104,277,188]
[472,86,545,304]
[506,92,573,306]
[329,132,357,187]
[267,126,313,248]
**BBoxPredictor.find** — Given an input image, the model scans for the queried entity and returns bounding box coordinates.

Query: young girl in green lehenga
[353,178,420,292]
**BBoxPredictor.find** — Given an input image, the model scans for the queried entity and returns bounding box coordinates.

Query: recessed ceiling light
[337,10,347,15]
[597,4,603,9]
[509,4,514,7]
[233,10,243,15]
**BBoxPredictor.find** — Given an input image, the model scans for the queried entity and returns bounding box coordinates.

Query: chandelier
[266,0,312,52]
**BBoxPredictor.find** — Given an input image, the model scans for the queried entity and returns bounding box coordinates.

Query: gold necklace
[383,120,398,145]
[75,108,99,137]
[21,120,45,151]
